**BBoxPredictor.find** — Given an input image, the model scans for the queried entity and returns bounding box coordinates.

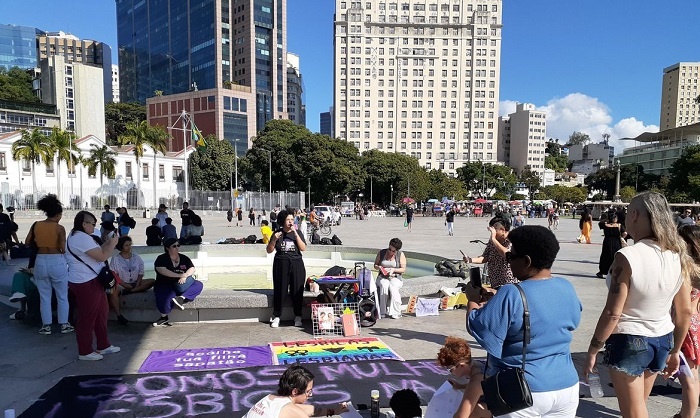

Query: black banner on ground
[21,360,448,418]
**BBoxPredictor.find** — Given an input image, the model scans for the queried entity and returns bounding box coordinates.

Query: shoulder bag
[480,283,533,416]
[67,239,116,289]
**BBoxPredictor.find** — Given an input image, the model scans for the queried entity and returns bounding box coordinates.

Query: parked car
[314,205,334,221]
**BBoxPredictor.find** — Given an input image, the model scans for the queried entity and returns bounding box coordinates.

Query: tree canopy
[584,164,659,200]
[667,145,700,202]
[0,67,39,103]
[544,139,570,172]
[189,135,237,191]
[567,131,590,146]
[519,168,541,201]
[105,102,147,144]
[456,162,516,197]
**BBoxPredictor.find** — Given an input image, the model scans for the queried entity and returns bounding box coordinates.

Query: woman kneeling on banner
[242,365,348,418]
[464,225,582,417]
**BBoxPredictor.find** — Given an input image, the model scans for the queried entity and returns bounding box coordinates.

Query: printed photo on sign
[316,306,335,330]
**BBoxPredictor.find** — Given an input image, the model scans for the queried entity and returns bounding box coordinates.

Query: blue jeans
[34,254,70,325]
[603,332,673,376]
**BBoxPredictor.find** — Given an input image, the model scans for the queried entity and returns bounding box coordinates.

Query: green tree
[189,136,237,191]
[567,131,590,146]
[511,193,527,201]
[426,169,467,201]
[118,121,168,205]
[456,162,516,197]
[361,149,429,204]
[620,186,636,202]
[539,185,587,205]
[544,139,570,172]
[519,168,541,201]
[83,144,117,189]
[585,164,659,200]
[0,67,39,103]
[47,128,81,202]
[105,102,147,144]
[668,145,700,202]
[11,128,52,202]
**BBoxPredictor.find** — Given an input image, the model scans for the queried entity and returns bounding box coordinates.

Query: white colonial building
[0,130,193,210]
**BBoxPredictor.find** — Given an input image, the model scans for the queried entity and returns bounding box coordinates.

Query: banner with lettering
[269,337,404,365]
[139,345,272,373]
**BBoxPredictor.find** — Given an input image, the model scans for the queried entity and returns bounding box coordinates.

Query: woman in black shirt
[152,238,203,326]
[266,210,307,328]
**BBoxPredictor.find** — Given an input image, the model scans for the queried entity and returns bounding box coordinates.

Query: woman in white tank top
[242,365,347,418]
[583,192,693,418]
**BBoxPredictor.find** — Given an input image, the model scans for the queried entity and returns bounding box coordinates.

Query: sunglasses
[446,360,470,373]
[505,251,525,262]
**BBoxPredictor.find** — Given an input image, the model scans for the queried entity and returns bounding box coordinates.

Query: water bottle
[588,373,604,398]
[370,389,380,418]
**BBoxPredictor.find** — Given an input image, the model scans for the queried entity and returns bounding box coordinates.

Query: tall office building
[333,0,502,176]
[498,103,546,174]
[320,107,334,137]
[660,62,700,130]
[116,0,287,131]
[0,24,42,70]
[286,52,305,126]
[112,64,120,103]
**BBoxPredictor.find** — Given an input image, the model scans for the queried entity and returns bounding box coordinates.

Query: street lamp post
[613,159,621,202]
[390,184,393,206]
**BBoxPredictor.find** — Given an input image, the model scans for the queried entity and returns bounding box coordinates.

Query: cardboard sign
[415,298,440,317]
[342,313,359,336]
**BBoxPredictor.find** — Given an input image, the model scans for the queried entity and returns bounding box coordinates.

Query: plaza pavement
[0,211,685,417]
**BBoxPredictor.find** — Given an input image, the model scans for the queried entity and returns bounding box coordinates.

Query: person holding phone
[375,238,407,319]
[267,210,307,328]
[462,218,517,289]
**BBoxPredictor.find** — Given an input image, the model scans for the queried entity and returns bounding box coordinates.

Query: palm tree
[146,125,169,207]
[47,127,81,202]
[84,144,117,205]
[119,121,169,208]
[11,128,52,204]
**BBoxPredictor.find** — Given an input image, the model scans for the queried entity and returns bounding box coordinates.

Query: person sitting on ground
[146,218,163,246]
[390,389,423,418]
[9,254,38,320]
[462,218,517,289]
[109,236,155,325]
[242,364,348,418]
[162,217,178,241]
[432,336,491,418]
[374,237,407,319]
[155,203,168,230]
[182,214,204,245]
[152,238,204,327]
[260,220,273,244]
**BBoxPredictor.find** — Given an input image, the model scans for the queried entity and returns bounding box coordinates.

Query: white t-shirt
[66,231,105,284]
[242,395,291,418]
[110,252,145,284]
[610,239,682,337]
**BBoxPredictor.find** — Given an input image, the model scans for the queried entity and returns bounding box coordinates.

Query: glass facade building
[0,24,42,70]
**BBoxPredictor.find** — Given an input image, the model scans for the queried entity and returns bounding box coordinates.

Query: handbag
[67,240,116,289]
[481,284,533,416]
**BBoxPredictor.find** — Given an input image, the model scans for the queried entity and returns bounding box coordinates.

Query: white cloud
[500,93,659,153]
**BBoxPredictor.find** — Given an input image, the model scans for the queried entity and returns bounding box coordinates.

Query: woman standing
[466,225,582,417]
[374,238,407,319]
[26,194,72,335]
[579,210,592,244]
[583,192,692,417]
[152,238,204,326]
[66,211,119,360]
[267,210,307,328]
[249,208,256,226]
[597,213,626,278]
[109,236,155,325]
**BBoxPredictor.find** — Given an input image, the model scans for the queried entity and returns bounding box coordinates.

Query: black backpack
[320,237,333,245]
[311,232,321,244]
[323,265,347,276]
[244,234,257,244]
[330,234,342,245]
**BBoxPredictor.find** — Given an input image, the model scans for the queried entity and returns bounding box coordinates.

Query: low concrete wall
[0,244,461,323]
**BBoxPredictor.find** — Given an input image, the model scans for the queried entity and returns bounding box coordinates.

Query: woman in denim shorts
[584,192,693,417]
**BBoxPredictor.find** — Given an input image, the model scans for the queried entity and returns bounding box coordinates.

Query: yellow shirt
[260,225,273,244]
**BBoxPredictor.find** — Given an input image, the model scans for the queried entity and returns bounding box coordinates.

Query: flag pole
[182,110,189,203]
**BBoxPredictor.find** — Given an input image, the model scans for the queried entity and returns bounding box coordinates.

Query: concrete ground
[0,211,685,417]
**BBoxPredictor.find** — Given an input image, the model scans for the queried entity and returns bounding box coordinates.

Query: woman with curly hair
[25,194,72,335]
[432,336,491,418]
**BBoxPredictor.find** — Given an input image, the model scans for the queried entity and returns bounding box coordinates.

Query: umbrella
[563,202,574,206]
[474,198,488,204]
[427,198,439,203]
[402,197,415,204]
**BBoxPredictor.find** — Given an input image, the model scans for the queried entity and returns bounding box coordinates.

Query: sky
[2,0,699,152]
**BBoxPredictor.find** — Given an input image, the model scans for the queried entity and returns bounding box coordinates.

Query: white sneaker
[270,317,280,328]
[294,316,303,327]
[97,345,121,355]
[79,352,103,361]
[9,292,26,303]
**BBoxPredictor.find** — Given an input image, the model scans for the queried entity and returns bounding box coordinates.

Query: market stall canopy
[427,198,439,203]
[474,198,488,204]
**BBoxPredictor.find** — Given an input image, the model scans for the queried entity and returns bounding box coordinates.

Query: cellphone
[469,267,482,289]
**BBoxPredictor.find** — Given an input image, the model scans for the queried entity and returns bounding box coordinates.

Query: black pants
[272,256,306,317]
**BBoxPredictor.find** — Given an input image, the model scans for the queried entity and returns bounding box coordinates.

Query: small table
[315,276,360,303]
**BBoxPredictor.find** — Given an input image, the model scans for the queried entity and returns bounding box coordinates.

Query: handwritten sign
[138,345,272,373]
[415,298,440,317]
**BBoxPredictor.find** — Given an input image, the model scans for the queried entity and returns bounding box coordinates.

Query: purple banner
[138,345,273,373]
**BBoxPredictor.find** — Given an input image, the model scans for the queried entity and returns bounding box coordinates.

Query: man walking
[445,207,455,236]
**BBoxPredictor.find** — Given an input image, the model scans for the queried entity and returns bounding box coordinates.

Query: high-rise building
[116,0,287,132]
[320,107,334,137]
[286,52,305,126]
[0,24,42,70]
[37,31,113,103]
[498,103,546,174]
[333,0,502,176]
[112,64,120,103]
[660,62,700,130]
